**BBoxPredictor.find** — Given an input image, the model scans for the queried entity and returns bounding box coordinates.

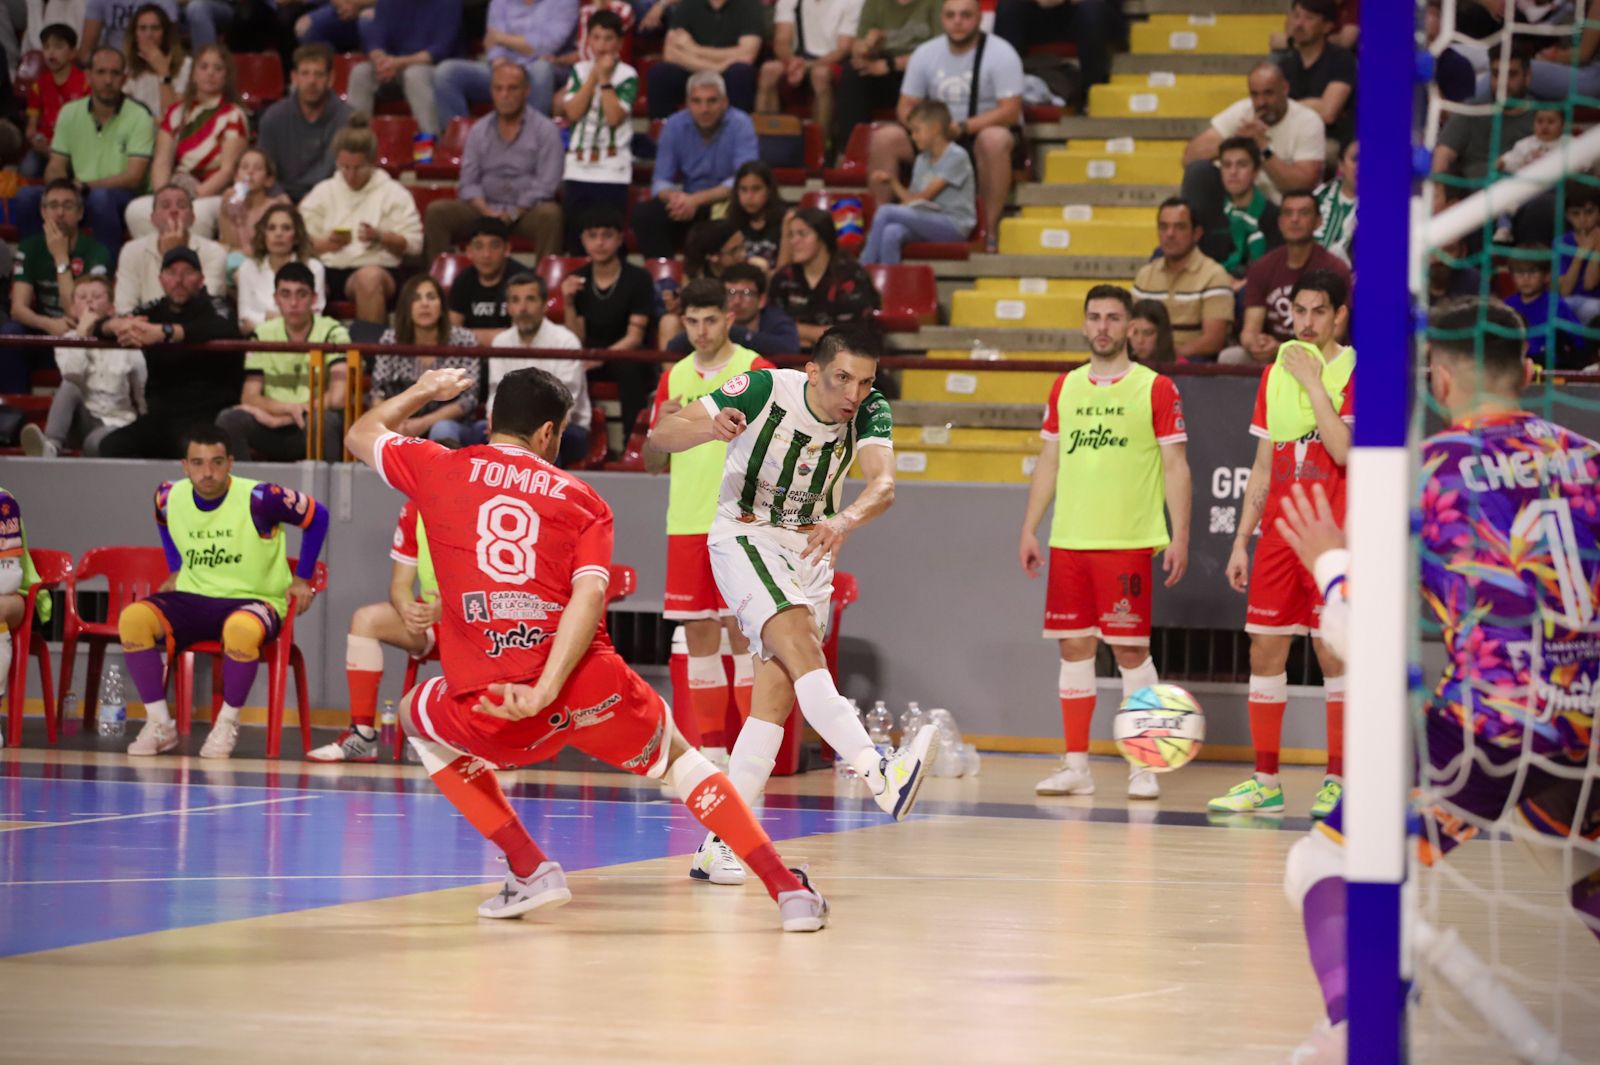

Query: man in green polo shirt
[217,262,350,462]
[22,47,154,260]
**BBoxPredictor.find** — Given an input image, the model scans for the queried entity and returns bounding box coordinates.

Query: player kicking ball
[346,366,828,932]
[650,324,938,886]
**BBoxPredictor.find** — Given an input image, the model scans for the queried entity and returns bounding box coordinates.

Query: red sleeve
[1339,378,1354,423]
[391,502,419,564]
[648,369,674,429]
[752,357,776,370]
[1039,373,1067,439]
[1151,375,1188,443]
[571,494,615,584]
[372,432,446,497]
[1250,369,1271,439]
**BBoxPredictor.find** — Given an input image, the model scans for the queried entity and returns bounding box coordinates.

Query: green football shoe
[1206,776,1286,814]
[1310,777,1344,820]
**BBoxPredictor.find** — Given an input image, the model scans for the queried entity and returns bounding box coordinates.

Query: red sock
[1061,695,1095,752]
[1249,673,1289,776]
[732,682,752,720]
[685,770,802,900]
[691,685,728,748]
[432,756,547,877]
[347,668,382,728]
[1325,686,1345,778]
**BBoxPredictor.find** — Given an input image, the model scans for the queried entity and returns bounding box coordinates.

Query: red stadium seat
[415,117,474,180]
[409,184,457,221]
[429,252,471,293]
[13,50,43,104]
[643,257,683,286]
[371,114,420,173]
[538,255,589,323]
[569,407,609,470]
[59,546,169,732]
[866,263,938,331]
[332,52,361,100]
[4,548,69,747]
[822,123,878,187]
[234,52,287,110]
[754,114,824,185]
[798,189,877,232]
[603,409,651,471]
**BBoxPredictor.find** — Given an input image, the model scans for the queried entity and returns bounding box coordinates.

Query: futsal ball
[1113,684,1205,773]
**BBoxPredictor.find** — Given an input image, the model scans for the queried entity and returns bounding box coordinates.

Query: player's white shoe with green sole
[874,725,939,820]
[689,835,747,885]
[1207,777,1286,814]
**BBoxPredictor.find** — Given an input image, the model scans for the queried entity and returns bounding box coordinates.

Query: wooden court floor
[1,746,1595,1064]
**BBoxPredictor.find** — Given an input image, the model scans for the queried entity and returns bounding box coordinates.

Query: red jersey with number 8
[372,434,615,697]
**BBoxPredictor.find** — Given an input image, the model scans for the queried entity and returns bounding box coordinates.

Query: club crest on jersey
[484,621,553,657]
[722,373,751,396]
[462,592,491,624]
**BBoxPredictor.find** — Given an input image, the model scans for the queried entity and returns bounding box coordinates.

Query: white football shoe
[688,833,747,885]
[477,861,572,919]
[1035,758,1095,796]
[1127,766,1160,799]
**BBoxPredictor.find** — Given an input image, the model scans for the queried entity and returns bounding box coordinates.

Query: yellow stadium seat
[890,425,1043,453]
[1109,73,1242,93]
[1043,150,1184,186]
[901,350,1082,406]
[854,448,1037,483]
[950,290,1084,327]
[973,278,1105,300]
[1086,82,1242,119]
[1018,205,1154,225]
[1130,14,1282,55]
[995,218,1153,258]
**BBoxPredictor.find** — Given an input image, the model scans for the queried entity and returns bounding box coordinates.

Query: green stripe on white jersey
[702,368,892,543]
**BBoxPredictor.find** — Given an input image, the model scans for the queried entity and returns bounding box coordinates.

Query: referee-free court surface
[2,746,1596,1064]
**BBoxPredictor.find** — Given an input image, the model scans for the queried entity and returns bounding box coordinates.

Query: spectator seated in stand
[120,3,188,121]
[667,260,799,357]
[423,61,565,264]
[1431,52,1535,219]
[1216,137,1281,286]
[369,274,483,448]
[992,0,1120,93]
[449,216,514,346]
[219,261,350,462]
[556,9,638,256]
[1505,247,1586,371]
[724,160,786,271]
[483,272,598,468]
[217,147,293,273]
[257,43,353,204]
[300,113,423,324]
[1275,0,1356,155]
[18,277,144,458]
[562,205,657,435]
[861,98,974,265]
[768,205,880,349]
[1130,197,1234,363]
[296,0,373,54]
[649,0,763,117]
[1558,186,1600,324]
[657,217,749,346]
[434,0,581,126]
[1129,298,1178,366]
[346,0,462,138]
[758,0,860,157]
[634,70,759,259]
[24,1,88,56]
[22,22,89,178]
[236,203,327,335]
[1232,189,1352,364]
[78,0,174,64]
[94,246,244,458]
[868,0,1023,254]
[114,182,228,313]
[836,0,938,154]
[1314,138,1356,264]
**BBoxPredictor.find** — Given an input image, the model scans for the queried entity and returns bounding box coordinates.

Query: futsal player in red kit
[345,366,828,932]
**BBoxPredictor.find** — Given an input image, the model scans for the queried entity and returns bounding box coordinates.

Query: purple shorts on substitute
[141,592,282,654]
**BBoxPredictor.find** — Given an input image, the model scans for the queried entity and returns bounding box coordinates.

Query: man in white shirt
[1180,61,1326,265]
[113,184,228,313]
[758,0,862,156]
[485,272,600,468]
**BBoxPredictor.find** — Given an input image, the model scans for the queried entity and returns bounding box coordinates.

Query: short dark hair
[722,262,767,296]
[274,260,317,290]
[1292,0,1340,23]
[1429,296,1527,383]
[1083,284,1134,314]
[579,205,624,234]
[681,277,728,311]
[470,216,511,242]
[1218,136,1262,167]
[490,367,573,438]
[505,271,547,298]
[184,423,234,456]
[1510,244,1553,272]
[811,323,882,368]
[292,42,334,72]
[1289,269,1349,310]
[908,99,952,128]
[44,177,80,201]
[40,22,78,48]
[1280,189,1320,212]
[587,8,625,36]
[1157,196,1196,225]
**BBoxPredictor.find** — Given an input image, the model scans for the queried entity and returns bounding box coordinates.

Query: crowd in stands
[0,0,1593,468]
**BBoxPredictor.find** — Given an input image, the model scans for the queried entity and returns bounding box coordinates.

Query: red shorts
[664,534,727,621]
[405,650,671,776]
[1042,548,1153,645]
[1246,533,1322,635]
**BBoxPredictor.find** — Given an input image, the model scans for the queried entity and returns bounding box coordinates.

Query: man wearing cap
[93,246,244,459]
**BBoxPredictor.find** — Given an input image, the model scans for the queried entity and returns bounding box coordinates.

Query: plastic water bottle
[898,701,928,748]
[61,690,80,738]
[379,699,398,756]
[97,665,127,737]
[834,699,862,778]
[865,700,894,757]
[929,709,964,776]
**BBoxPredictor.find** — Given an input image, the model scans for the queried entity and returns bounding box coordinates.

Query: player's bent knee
[118,601,164,650]
[1284,829,1343,913]
[222,611,267,663]
[406,735,454,775]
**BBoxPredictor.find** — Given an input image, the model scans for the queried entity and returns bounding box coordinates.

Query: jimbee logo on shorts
[484,621,553,657]
[722,374,751,396]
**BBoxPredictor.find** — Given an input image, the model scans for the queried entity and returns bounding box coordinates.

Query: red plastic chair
[643,257,683,286]
[409,184,457,223]
[569,407,609,470]
[415,116,474,180]
[538,255,589,323]
[13,50,43,104]
[59,546,170,729]
[173,560,328,759]
[429,252,471,293]
[866,263,939,331]
[393,563,638,760]
[603,409,651,471]
[371,114,420,173]
[332,52,361,100]
[234,52,287,110]
[5,548,70,747]
[822,123,878,187]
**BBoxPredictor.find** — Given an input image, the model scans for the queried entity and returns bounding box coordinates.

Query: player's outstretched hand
[1161,538,1188,587]
[1273,482,1344,574]
[711,407,747,441]
[1019,531,1044,578]
[415,367,477,404]
[803,513,854,563]
[473,682,554,721]
[1225,542,1251,594]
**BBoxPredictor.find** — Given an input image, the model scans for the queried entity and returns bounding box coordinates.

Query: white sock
[1119,655,1159,699]
[727,717,784,803]
[354,723,377,739]
[217,703,241,727]
[1256,772,1281,788]
[143,698,172,727]
[0,629,11,702]
[1064,751,1089,772]
[732,652,754,688]
[345,633,384,671]
[793,668,883,790]
[687,654,724,688]
[667,747,718,801]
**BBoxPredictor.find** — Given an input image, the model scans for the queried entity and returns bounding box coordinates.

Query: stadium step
[891,401,1043,431]
[1043,147,1184,186]
[1018,205,1152,224]
[1130,13,1281,55]
[996,217,1154,258]
[925,254,1149,286]
[1028,116,1208,142]
[1109,72,1243,91]
[891,425,1041,453]
[1127,0,1284,13]
[901,349,1077,406]
[950,290,1085,328]
[1015,184,1177,209]
[1086,81,1244,119]
[881,446,1038,484]
[1113,52,1262,76]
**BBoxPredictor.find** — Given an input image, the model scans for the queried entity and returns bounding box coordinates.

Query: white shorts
[708,533,832,661]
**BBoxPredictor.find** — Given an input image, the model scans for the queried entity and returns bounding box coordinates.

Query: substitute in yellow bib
[645,278,773,766]
[307,501,442,764]
[1019,284,1193,800]
[119,425,327,759]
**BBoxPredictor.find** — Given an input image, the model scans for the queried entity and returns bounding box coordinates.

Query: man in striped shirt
[1313,139,1356,264]
[1131,197,1236,361]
